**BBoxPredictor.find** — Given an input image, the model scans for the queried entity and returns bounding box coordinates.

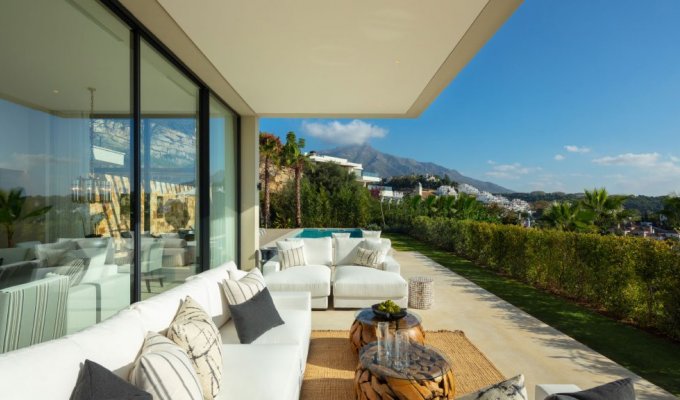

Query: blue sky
[261,1,680,195]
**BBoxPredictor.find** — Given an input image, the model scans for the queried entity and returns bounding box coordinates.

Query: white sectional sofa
[263,237,408,309]
[0,261,311,400]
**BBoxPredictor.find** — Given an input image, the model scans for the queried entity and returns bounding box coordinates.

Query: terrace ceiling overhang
[120,0,522,118]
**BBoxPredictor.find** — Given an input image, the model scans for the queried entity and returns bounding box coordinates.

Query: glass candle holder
[392,330,410,370]
[376,321,392,365]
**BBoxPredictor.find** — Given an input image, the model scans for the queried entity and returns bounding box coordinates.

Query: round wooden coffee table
[349,308,425,354]
[355,341,455,399]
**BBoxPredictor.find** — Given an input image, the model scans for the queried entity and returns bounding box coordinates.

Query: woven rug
[301,330,504,400]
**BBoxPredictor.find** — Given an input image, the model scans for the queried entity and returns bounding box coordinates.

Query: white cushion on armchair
[264,265,331,297]
[334,266,408,299]
[284,237,333,266]
[334,238,391,266]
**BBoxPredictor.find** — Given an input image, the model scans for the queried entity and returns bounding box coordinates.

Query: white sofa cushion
[0,247,30,264]
[285,237,333,266]
[131,278,212,334]
[130,332,204,400]
[335,238,392,266]
[167,297,223,400]
[67,309,146,380]
[334,266,408,298]
[186,261,237,328]
[361,230,381,238]
[264,265,331,297]
[0,337,84,400]
[218,344,301,400]
[220,307,311,373]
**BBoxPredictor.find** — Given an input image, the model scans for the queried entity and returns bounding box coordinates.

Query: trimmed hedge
[410,217,680,340]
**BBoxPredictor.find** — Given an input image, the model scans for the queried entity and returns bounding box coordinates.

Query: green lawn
[385,233,680,396]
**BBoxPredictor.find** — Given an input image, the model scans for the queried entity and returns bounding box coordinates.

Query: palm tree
[436,195,456,218]
[542,201,595,232]
[0,188,52,247]
[423,195,438,217]
[451,193,483,220]
[259,132,282,228]
[282,132,307,227]
[581,188,627,230]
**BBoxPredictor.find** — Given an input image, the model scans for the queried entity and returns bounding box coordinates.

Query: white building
[458,183,480,196]
[308,153,381,185]
[436,185,458,197]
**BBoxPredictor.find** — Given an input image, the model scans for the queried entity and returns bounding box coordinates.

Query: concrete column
[240,116,259,270]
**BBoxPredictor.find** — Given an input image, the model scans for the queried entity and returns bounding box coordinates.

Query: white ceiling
[151,0,522,117]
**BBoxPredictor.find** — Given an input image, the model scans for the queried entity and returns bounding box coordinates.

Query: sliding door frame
[101,0,241,303]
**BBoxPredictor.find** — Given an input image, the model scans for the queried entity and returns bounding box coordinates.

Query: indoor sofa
[0,261,311,400]
[263,237,408,309]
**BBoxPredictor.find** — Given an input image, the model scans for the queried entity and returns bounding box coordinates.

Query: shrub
[409,216,680,340]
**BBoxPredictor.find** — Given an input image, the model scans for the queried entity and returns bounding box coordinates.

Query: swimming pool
[294,228,363,238]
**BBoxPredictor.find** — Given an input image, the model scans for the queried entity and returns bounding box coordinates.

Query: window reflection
[0,0,132,351]
[139,40,200,298]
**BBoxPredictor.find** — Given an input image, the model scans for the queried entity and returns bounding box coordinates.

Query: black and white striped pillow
[278,245,306,270]
[222,268,266,305]
[130,332,204,400]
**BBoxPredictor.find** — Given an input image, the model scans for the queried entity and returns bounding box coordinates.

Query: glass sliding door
[0,0,132,347]
[140,40,200,298]
[209,96,238,267]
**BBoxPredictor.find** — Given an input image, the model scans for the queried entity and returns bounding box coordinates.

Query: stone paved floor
[311,249,677,400]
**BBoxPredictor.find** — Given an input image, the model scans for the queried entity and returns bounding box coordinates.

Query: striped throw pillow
[130,332,204,400]
[278,245,306,270]
[167,297,223,400]
[353,247,381,269]
[222,268,266,305]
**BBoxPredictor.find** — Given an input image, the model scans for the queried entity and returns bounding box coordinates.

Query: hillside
[319,144,513,193]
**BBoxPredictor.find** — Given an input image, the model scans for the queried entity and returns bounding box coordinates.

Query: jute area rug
[301,330,504,400]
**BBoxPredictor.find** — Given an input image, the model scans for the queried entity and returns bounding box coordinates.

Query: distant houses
[308,152,381,186]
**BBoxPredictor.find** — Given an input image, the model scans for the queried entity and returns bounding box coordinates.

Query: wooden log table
[355,341,455,400]
[349,308,425,354]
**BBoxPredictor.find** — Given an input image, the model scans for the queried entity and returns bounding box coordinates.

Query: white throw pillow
[361,230,381,238]
[331,232,350,238]
[167,297,223,400]
[359,239,389,265]
[278,245,306,269]
[130,331,204,400]
[352,247,382,269]
[457,374,527,400]
[222,268,266,305]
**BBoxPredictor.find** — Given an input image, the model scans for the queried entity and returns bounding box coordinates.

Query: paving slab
[311,249,677,400]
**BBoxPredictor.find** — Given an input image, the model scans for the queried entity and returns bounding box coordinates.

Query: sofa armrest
[536,384,581,399]
[270,291,311,311]
[262,256,281,275]
[382,255,400,274]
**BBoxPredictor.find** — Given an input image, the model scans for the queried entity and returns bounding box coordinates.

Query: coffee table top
[359,341,451,381]
[354,308,421,329]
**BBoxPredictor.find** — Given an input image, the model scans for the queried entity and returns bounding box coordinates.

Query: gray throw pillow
[71,359,151,400]
[546,378,635,400]
[228,288,284,344]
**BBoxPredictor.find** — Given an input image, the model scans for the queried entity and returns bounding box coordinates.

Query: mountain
[318,144,513,193]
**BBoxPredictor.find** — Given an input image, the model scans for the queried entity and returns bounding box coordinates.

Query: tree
[542,201,595,232]
[259,132,282,228]
[662,195,680,229]
[581,188,627,230]
[0,188,52,247]
[282,132,307,227]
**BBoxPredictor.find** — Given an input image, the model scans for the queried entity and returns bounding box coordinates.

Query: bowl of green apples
[372,300,407,321]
